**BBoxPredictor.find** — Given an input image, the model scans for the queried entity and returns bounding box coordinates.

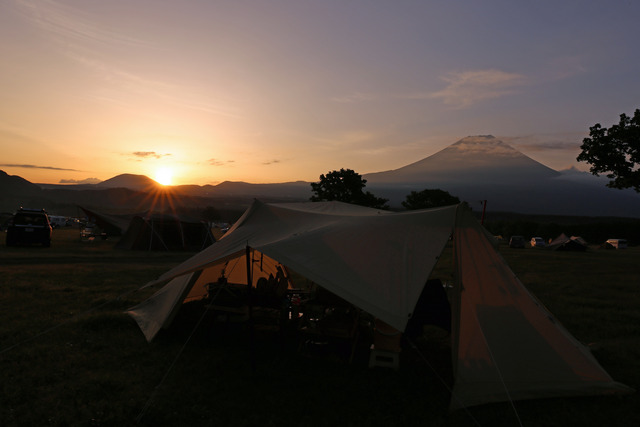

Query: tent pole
[148,218,153,250]
[246,245,256,374]
[178,218,185,250]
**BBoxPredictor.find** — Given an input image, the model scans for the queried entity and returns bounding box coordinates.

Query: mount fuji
[364,135,640,217]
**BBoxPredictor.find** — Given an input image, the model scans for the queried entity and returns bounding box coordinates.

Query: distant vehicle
[530,237,546,247]
[49,215,70,228]
[6,208,52,247]
[605,239,628,249]
[509,235,525,248]
[81,224,97,239]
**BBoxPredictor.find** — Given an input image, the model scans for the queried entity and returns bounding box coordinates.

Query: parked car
[5,208,52,247]
[530,237,546,247]
[509,235,525,248]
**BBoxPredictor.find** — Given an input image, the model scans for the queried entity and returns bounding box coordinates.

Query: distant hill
[0,170,42,196]
[200,181,311,199]
[0,170,44,213]
[96,173,161,191]
[2,135,640,218]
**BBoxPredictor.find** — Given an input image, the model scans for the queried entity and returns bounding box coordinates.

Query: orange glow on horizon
[154,167,174,186]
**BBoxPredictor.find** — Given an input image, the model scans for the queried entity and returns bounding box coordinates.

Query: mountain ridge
[2,136,639,217]
[365,135,560,184]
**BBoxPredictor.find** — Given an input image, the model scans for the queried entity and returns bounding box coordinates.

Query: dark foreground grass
[1,228,638,426]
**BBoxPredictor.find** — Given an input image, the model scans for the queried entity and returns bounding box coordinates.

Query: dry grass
[0,227,638,426]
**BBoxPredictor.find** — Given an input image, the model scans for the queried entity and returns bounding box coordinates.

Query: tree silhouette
[577,108,640,192]
[402,189,460,210]
[310,168,388,209]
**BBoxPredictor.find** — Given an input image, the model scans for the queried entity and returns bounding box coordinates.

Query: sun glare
[155,167,173,186]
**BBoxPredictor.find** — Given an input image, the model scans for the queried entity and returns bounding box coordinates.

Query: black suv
[6,208,52,247]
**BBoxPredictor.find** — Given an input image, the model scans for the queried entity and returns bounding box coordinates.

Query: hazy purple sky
[1,0,638,185]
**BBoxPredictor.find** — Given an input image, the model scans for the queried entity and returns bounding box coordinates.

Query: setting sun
[155,167,174,186]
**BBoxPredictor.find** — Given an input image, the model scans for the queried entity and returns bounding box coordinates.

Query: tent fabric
[127,200,632,409]
[131,200,455,333]
[450,209,630,409]
[116,213,215,251]
[128,272,200,341]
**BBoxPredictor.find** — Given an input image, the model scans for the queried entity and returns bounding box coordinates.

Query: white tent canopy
[128,200,632,409]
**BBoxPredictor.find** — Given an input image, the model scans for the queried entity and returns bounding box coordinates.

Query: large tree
[310,168,389,209]
[402,189,460,210]
[577,108,640,192]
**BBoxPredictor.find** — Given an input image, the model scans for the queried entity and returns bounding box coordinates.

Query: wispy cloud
[0,124,47,146]
[429,69,527,109]
[130,151,172,160]
[208,159,235,167]
[0,163,79,171]
[262,159,282,166]
[503,134,583,152]
[545,56,588,81]
[67,52,245,118]
[14,0,150,48]
[13,0,243,119]
[331,92,377,104]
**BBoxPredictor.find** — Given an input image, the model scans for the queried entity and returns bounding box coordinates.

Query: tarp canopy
[128,200,632,409]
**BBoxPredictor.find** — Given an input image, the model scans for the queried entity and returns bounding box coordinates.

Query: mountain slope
[0,170,42,196]
[0,170,44,212]
[366,135,560,184]
[96,174,161,191]
[364,136,640,216]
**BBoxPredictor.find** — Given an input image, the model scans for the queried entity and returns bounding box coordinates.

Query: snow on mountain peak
[450,135,522,157]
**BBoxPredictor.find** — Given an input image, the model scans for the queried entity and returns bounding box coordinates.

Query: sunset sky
[1,0,639,186]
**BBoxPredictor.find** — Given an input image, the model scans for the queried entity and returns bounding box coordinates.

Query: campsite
[1,216,639,426]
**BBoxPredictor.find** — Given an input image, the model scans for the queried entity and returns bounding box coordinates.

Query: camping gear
[128,200,632,410]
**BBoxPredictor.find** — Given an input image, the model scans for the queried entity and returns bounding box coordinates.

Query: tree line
[309,168,460,210]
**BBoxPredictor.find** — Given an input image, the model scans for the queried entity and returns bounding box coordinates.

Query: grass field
[1,227,638,426]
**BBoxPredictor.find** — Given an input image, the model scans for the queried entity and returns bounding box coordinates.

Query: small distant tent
[116,213,215,251]
[127,200,632,409]
[548,233,588,251]
[79,206,132,236]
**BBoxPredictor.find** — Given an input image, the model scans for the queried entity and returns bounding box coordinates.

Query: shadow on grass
[136,304,456,426]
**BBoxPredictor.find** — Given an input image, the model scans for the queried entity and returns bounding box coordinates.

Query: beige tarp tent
[128,200,632,409]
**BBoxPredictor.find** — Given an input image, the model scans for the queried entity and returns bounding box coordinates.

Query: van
[605,239,628,249]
